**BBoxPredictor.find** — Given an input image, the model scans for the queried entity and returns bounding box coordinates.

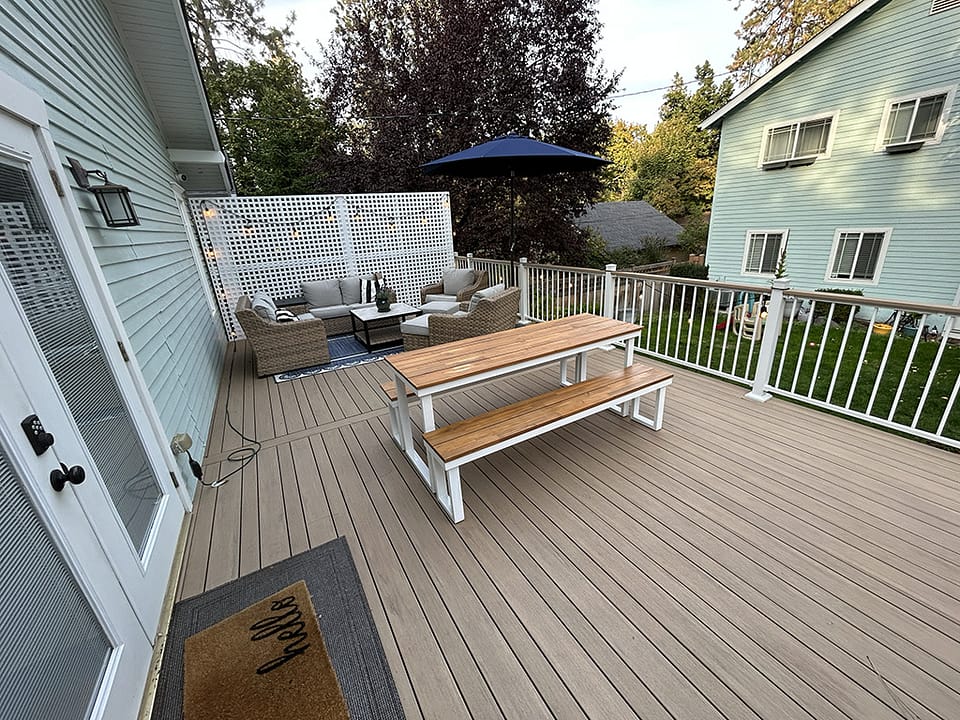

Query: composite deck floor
[178,340,960,720]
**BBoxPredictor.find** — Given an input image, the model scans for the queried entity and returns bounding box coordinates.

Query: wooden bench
[422,364,673,522]
[379,380,417,447]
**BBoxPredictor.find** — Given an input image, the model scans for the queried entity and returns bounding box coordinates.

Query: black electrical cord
[193,345,261,488]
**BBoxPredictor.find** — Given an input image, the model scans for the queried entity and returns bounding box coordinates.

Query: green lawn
[640,306,960,442]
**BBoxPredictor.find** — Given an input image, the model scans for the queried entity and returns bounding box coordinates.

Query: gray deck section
[179,340,960,720]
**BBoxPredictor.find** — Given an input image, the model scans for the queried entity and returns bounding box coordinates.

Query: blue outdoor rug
[275,335,403,383]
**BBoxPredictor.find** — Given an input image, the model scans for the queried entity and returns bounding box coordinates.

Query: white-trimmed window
[743,230,787,274]
[877,86,955,151]
[759,113,837,168]
[826,229,891,284]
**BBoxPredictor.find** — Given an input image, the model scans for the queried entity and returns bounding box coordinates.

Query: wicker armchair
[235,296,330,377]
[404,287,520,350]
[419,270,489,305]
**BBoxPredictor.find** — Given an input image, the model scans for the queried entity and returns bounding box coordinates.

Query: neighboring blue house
[1,1,231,714]
[702,0,960,308]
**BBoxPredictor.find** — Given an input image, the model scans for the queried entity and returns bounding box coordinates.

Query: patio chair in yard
[401,286,520,350]
[235,295,330,376]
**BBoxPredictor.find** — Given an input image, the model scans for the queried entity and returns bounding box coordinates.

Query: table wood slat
[388,314,640,389]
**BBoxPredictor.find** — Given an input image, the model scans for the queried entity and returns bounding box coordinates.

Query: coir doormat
[183,580,348,720]
[152,537,405,720]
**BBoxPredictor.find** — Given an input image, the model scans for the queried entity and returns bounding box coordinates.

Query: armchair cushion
[467,283,505,313]
[302,279,342,308]
[251,291,277,320]
[400,315,431,336]
[442,268,476,295]
[424,293,457,304]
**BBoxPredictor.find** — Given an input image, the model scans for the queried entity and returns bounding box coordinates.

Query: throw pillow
[251,291,277,320]
[302,278,342,308]
[442,268,475,295]
[339,276,362,305]
[363,273,380,303]
[468,283,505,313]
[275,308,298,323]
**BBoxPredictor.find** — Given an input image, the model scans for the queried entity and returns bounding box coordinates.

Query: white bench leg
[387,401,402,448]
[428,449,464,523]
[631,386,667,430]
[559,358,570,386]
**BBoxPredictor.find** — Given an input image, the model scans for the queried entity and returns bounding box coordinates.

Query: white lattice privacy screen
[189,193,454,338]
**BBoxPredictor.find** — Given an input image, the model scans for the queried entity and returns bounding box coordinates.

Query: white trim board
[701,0,891,129]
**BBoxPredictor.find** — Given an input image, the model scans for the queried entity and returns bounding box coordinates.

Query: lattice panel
[189,193,454,338]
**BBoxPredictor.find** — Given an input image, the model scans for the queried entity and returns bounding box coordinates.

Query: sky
[260,0,744,130]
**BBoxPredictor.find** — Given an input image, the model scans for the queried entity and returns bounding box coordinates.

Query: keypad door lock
[21,414,55,456]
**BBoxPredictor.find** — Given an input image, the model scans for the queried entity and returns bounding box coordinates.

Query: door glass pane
[0,162,161,554]
[0,443,111,720]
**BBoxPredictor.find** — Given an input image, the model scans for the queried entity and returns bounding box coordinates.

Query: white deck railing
[456,255,960,449]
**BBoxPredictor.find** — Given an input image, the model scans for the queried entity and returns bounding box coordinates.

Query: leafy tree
[622,62,732,222]
[184,0,337,195]
[601,120,648,201]
[730,0,863,83]
[322,0,618,262]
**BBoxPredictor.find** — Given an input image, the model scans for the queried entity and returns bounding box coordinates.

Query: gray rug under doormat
[152,537,405,720]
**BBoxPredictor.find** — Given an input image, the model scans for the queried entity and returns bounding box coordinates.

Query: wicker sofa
[235,295,330,376]
[401,286,520,350]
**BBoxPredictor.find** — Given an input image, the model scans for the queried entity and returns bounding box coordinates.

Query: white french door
[1,100,184,715]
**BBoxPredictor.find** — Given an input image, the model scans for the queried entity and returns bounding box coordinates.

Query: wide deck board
[181,339,960,720]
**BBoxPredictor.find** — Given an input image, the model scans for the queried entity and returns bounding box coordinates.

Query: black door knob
[50,462,86,492]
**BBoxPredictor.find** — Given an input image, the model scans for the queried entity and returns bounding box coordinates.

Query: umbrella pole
[509,170,516,259]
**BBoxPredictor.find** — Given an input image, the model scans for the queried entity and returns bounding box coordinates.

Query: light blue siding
[0,0,226,487]
[708,0,960,305]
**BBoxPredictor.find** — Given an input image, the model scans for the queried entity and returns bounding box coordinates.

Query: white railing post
[465,252,474,270]
[746,277,790,402]
[602,263,616,318]
[518,257,530,323]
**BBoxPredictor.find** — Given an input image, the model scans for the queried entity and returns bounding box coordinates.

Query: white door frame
[0,70,192,513]
[0,73,186,629]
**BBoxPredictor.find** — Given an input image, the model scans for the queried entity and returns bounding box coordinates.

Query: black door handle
[50,462,85,492]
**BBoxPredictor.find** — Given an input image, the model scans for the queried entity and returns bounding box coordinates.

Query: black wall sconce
[67,157,140,227]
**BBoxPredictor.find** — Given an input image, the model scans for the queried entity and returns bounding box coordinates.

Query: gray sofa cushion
[251,291,277,320]
[302,279,342,308]
[442,268,475,295]
[339,276,363,305]
[468,283,506,313]
[308,304,351,320]
[332,274,380,305]
[400,314,431,336]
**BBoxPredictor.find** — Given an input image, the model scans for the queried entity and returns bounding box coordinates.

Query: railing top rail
[455,255,514,267]
[788,289,960,315]
[526,262,605,275]
[613,272,770,293]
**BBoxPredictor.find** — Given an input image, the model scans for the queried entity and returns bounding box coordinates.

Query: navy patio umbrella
[421,133,611,255]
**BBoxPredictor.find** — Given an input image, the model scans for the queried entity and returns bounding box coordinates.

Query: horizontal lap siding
[708,0,960,304]
[0,0,225,485]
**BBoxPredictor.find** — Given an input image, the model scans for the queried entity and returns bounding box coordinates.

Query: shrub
[670,262,710,279]
[813,288,863,325]
[638,236,668,265]
[678,214,709,255]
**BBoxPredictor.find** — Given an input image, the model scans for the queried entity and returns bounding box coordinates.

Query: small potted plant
[374,278,393,312]
[898,312,922,338]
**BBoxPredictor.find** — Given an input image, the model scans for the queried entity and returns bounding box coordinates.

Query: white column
[602,263,617,318]
[518,256,530,323]
[746,277,790,402]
